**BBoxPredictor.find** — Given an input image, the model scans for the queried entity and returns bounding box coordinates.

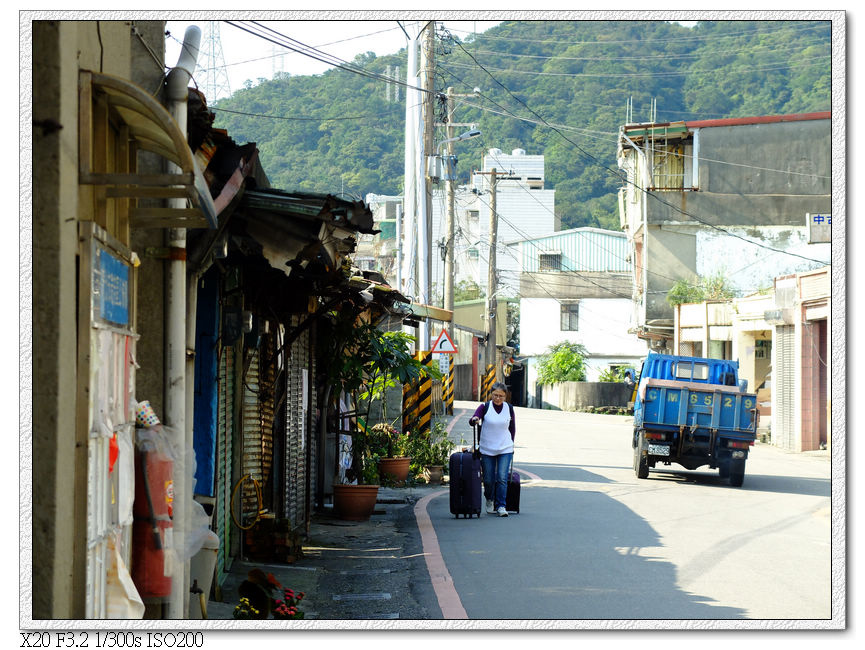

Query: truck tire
[634,432,649,479]
[718,461,731,479]
[729,458,746,487]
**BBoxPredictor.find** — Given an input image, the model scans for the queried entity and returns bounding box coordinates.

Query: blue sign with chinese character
[807,213,831,244]
[97,248,130,326]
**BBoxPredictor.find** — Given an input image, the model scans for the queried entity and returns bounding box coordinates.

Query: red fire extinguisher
[131,439,174,599]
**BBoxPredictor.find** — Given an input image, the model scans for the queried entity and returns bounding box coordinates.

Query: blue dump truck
[632,353,758,487]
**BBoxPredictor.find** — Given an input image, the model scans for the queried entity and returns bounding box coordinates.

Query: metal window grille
[539,253,562,271]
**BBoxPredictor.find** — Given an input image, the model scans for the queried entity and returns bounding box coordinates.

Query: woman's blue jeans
[481,452,513,509]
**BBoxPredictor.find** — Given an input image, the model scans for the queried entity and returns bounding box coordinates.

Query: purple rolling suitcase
[449,422,482,518]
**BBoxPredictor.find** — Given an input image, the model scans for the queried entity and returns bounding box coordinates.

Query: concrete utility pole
[401,24,420,302]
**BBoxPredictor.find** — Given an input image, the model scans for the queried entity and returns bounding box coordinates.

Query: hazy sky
[165,19,501,97]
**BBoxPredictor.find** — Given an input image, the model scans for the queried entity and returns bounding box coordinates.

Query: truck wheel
[718,461,730,479]
[634,432,649,479]
[729,459,746,487]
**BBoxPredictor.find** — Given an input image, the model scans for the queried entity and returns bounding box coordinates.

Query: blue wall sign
[96,247,130,327]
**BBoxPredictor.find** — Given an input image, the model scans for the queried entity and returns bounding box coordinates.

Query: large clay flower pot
[377,456,411,486]
[333,484,379,521]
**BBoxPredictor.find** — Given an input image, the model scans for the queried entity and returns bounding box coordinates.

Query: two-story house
[514,228,649,406]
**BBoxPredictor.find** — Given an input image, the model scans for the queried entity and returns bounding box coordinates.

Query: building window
[651,144,686,190]
[560,301,579,331]
[539,252,562,271]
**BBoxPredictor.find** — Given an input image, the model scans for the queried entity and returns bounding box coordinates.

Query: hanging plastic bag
[106,534,145,619]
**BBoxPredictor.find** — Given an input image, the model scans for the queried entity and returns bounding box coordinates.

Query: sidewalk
[204,405,473,621]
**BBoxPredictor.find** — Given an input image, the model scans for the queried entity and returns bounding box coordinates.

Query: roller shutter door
[775,325,796,451]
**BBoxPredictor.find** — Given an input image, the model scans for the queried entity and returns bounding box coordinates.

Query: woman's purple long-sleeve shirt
[472,401,516,440]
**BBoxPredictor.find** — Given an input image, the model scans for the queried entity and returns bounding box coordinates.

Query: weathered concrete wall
[645,227,697,322]
[32,19,168,619]
[454,363,475,401]
[540,382,634,411]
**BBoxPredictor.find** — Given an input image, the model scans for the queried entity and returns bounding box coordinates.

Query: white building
[513,228,649,403]
[430,147,558,301]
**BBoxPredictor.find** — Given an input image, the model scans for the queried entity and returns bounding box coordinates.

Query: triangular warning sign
[431,329,458,353]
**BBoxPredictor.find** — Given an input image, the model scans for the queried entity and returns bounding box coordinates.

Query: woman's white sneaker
[497,506,508,517]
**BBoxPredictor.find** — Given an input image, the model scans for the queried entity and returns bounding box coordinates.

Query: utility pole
[441,87,480,338]
[443,87,456,335]
[474,167,512,381]
[401,24,420,304]
[420,21,436,351]
[486,168,499,378]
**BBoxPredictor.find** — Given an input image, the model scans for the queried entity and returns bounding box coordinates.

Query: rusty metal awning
[78,70,217,229]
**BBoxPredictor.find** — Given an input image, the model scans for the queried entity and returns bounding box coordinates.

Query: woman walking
[469,382,515,517]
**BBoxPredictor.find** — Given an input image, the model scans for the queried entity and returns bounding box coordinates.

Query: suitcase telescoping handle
[471,420,481,459]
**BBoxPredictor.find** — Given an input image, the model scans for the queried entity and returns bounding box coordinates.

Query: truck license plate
[648,444,670,456]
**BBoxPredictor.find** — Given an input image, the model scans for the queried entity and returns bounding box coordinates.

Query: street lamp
[437,128,482,156]
[429,129,482,181]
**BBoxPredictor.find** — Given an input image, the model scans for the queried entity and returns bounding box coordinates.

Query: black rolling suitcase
[506,466,521,514]
[449,422,482,518]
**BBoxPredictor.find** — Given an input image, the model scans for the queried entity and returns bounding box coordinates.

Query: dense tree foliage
[211,20,831,230]
[536,342,590,384]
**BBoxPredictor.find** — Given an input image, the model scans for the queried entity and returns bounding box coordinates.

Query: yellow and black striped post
[481,364,496,402]
[402,380,418,435]
[442,355,455,415]
[402,351,434,435]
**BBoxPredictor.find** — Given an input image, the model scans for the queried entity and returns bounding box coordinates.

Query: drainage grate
[332,593,392,601]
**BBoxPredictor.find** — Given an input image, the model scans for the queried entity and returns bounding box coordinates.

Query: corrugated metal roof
[511,228,631,273]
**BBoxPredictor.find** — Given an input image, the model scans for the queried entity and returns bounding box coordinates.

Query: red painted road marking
[515,466,542,482]
[414,490,468,619]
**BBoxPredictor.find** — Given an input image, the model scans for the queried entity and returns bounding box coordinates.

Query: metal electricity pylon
[197,21,232,102]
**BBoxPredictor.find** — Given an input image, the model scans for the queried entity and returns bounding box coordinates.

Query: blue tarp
[193,270,220,496]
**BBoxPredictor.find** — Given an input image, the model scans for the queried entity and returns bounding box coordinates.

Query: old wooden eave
[78,70,217,229]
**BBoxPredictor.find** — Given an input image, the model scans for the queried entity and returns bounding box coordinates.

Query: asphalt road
[422,401,833,622]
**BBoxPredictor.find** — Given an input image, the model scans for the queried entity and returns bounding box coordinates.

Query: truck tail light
[646,432,665,441]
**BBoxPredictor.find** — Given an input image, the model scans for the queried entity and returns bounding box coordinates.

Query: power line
[463,35,830,64]
[443,56,829,79]
[443,32,828,265]
[450,94,831,181]
[449,20,829,47]
[211,104,405,122]
[224,20,435,97]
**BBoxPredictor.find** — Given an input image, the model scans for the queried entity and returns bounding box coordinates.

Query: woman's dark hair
[491,382,508,393]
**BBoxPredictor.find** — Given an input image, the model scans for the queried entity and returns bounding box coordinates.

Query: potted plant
[318,303,439,518]
[359,329,440,488]
[409,421,455,485]
[369,423,412,486]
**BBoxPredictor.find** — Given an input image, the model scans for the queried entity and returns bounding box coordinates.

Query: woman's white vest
[479,402,514,455]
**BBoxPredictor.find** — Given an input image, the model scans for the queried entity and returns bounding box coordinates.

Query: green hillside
[210,19,832,231]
